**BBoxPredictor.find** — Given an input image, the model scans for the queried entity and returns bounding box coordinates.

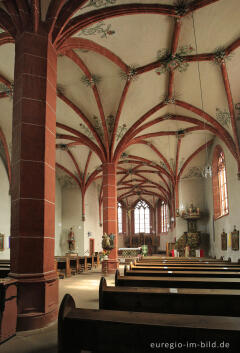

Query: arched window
[212,146,229,219]
[117,202,123,233]
[134,200,150,234]
[161,201,169,233]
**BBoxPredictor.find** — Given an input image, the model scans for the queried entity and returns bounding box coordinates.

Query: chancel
[1,0,240,352]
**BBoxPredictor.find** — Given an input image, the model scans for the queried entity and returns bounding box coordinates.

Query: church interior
[1,0,240,352]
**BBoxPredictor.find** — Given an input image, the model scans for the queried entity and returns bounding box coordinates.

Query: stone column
[10,31,58,331]
[102,163,118,273]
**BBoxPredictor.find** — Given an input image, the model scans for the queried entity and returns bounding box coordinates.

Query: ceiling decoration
[1,0,240,215]
[213,47,233,65]
[155,45,194,75]
[0,82,13,98]
[82,0,118,10]
[78,22,116,39]
[182,166,203,179]
[80,74,102,87]
[119,65,138,81]
[215,108,231,127]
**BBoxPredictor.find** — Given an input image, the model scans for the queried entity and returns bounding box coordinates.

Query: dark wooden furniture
[0,278,17,344]
[55,256,71,278]
[58,293,240,353]
[130,264,240,272]
[115,270,240,289]
[100,277,240,316]
[124,266,240,278]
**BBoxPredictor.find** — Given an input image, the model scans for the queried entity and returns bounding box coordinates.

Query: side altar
[175,204,209,257]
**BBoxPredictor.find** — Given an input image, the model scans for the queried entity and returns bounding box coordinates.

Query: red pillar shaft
[102,163,118,272]
[10,31,58,331]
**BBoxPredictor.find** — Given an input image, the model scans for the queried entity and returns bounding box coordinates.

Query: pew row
[58,293,240,353]
[99,277,240,316]
[55,255,100,278]
[115,270,240,289]
[133,260,240,268]
[124,266,240,278]
[130,264,240,272]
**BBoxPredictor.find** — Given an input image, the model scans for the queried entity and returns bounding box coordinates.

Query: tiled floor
[1,267,116,353]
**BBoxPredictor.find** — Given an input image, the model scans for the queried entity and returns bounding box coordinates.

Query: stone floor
[1,266,116,353]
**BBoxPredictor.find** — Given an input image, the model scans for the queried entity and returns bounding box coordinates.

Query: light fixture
[202,164,212,178]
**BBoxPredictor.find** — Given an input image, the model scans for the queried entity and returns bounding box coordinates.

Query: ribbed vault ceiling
[0,0,240,209]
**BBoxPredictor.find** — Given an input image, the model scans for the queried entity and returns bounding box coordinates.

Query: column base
[102,259,119,274]
[9,272,59,331]
[17,306,58,331]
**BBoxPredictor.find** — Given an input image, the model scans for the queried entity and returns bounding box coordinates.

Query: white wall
[0,160,10,259]
[61,187,84,255]
[83,181,103,254]
[55,178,62,256]
[176,178,207,238]
[205,139,240,262]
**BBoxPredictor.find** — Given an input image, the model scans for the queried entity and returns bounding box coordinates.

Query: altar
[118,247,142,263]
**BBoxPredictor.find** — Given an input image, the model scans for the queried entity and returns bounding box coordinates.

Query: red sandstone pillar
[102,163,118,273]
[10,31,58,331]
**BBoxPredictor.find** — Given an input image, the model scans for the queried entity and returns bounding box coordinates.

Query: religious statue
[68,227,75,252]
[102,233,115,250]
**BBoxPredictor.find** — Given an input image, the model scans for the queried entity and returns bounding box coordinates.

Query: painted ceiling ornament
[120,152,129,159]
[163,113,174,120]
[119,65,138,82]
[213,47,232,65]
[106,114,115,134]
[235,103,240,120]
[78,22,115,39]
[160,161,168,170]
[56,144,69,151]
[182,166,204,179]
[57,84,65,95]
[163,96,176,105]
[81,74,101,87]
[82,0,117,9]
[156,45,194,75]
[0,82,14,98]
[57,174,78,189]
[174,0,188,16]
[79,122,94,140]
[93,115,104,139]
[176,129,185,138]
[216,108,231,127]
[116,123,127,141]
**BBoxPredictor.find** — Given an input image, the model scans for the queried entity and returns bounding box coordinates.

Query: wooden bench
[0,267,10,278]
[55,256,71,278]
[124,266,240,278]
[115,270,240,289]
[130,263,240,272]
[133,260,240,268]
[58,293,240,353]
[0,278,17,343]
[99,277,240,316]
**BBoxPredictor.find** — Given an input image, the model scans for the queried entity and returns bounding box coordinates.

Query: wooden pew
[124,266,240,278]
[58,293,240,353]
[55,256,71,278]
[0,261,10,278]
[0,278,17,343]
[137,257,229,263]
[99,277,240,316]
[77,256,87,273]
[115,270,240,289]
[130,263,240,272]
[133,260,240,268]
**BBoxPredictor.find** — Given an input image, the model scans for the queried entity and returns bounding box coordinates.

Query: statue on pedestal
[68,227,75,252]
